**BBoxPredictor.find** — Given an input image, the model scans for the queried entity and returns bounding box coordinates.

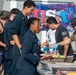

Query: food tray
[40,61,76,70]
[52,68,76,75]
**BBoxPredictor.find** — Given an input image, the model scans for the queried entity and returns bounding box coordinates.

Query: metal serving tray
[52,68,76,75]
[40,61,76,70]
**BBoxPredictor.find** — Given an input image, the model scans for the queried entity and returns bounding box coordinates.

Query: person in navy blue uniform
[11,0,36,75]
[16,17,50,75]
[46,17,74,62]
[4,8,20,75]
[0,10,10,75]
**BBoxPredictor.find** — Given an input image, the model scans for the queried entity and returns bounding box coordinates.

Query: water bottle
[48,39,52,52]
[48,39,51,45]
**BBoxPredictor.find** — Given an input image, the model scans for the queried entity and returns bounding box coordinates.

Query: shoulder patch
[62,31,68,36]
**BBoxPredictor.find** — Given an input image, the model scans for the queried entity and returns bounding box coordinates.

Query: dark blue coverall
[16,29,42,75]
[4,19,14,75]
[11,11,28,75]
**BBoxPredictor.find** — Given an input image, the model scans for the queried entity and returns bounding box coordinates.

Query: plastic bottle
[48,39,52,52]
[48,39,51,45]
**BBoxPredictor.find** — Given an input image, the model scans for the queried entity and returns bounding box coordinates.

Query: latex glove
[43,46,49,53]
[52,44,59,52]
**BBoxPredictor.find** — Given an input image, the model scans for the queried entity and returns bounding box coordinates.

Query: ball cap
[0,10,10,19]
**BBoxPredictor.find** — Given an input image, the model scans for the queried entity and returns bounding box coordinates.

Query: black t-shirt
[0,21,4,51]
[55,25,74,56]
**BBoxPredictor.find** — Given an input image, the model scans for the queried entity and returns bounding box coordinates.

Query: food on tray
[67,72,76,75]
[55,70,60,74]
[52,54,65,58]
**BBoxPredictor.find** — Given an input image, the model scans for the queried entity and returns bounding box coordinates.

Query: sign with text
[30,3,75,31]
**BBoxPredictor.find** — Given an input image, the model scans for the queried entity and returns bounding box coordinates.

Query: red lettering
[33,10,39,18]
[40,10,45,22]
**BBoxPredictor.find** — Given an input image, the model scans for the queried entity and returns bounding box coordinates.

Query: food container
[52,67,76,75]
[37,67,53,75]
[40,61,76,70]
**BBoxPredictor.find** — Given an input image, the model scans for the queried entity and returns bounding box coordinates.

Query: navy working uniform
[55,25,74,56]
[4,19,14,75]
[16,29,42,75]
[11,11,28,75]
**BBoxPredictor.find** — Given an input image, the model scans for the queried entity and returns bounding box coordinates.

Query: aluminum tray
[52,68,76,75]
[40,61,76,70]
[61,71,76,75]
